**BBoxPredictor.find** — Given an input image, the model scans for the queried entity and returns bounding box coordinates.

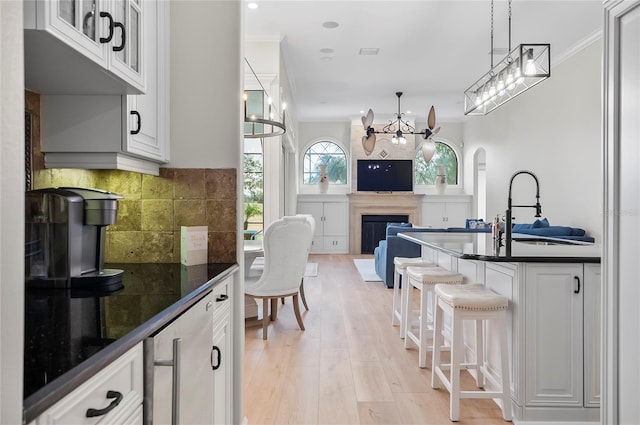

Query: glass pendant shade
[464,44,550,116]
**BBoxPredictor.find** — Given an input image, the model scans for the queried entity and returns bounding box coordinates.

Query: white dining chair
[244,215,314,339]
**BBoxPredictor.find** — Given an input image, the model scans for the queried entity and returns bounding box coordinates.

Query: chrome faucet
[505,170,542,257]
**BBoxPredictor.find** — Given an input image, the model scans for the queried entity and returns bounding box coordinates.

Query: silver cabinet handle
[155,338,182,425]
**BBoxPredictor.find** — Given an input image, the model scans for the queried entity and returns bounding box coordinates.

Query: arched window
[415,140,459,185]
[303,141,347,184]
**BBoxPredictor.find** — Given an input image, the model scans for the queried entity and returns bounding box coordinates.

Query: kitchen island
[399,231,601,424]
[24,262,238,424]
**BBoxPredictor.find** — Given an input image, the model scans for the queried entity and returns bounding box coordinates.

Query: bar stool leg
[392,267,401,326]
[404,282,414,349]
[401,272,411,339]
[418,283,429,368]
[449,313,463,422]
[499,315,513,421]
[431,295,443,389]
[475,318,485,389]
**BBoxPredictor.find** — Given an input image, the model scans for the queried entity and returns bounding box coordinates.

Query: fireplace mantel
[347,193,425,254]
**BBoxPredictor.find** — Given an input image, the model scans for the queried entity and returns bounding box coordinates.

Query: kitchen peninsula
[24,262,238,424]
[399,231,601,424]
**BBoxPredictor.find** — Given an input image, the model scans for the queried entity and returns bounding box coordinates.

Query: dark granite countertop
[399,231,601,263]
[23,262,238,423]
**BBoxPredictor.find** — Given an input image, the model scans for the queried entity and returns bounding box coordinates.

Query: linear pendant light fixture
[243,58,286,138]
[463,0,550,116]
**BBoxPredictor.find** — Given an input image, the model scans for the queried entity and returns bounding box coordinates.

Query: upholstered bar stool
[391,257,435,337]
[431,283,512,422]
[403,266,463,368]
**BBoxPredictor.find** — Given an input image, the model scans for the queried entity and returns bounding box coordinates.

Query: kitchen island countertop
[398,231,600,263]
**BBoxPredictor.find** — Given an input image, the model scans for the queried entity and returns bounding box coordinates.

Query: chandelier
[361,92,440,161]
[463,0,550,116]
[243,58,286,138]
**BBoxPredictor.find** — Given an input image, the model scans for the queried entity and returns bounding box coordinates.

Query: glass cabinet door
[110,0,143,84]
[47,0,107,66]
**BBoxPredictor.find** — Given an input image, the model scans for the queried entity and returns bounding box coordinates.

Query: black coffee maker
[25,187,124,289]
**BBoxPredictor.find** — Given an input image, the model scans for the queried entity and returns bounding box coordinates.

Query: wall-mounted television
[357,159,414,192]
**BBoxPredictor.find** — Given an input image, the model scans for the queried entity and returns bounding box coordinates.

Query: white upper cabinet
[24,0,146,94]
[40,0,169,174]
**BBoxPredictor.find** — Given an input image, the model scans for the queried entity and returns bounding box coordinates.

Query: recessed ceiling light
[247,2,258,9]
[320,56,333,62]
[359,110,365,114]
[406,110,412,114]
[359,48,379,56]
[322,21,339,29]
[320,48,334,54]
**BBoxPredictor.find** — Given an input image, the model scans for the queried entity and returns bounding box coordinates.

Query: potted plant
[244,203,262,230]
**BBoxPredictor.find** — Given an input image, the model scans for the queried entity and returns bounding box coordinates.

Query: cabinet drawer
[323,236,348,252]
[35,344,143,425]
[210,276,232,317]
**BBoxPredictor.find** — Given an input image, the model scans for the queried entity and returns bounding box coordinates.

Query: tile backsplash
[27,91,237,264]
[33,168,238,264]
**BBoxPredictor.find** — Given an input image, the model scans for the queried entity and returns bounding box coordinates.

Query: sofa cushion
[532,218,550,228]
[386,222,411,237]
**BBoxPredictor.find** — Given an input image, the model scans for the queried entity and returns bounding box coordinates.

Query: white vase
[318,164,329,193]
[435,174,447,194]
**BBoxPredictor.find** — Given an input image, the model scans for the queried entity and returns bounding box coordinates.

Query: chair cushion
[435,283,508,311]
[393,256,435,269]
[406,266,464,285]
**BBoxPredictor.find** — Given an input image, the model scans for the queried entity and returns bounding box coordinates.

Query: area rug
[353,258,382,282]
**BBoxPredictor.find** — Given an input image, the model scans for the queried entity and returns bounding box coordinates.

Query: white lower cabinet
[525,264,584,407]
[420,195,471,228]
[147,276,233,425]
[297,197,348,253]
[523,263,601,414]
[33,344,143,425]
[463,261,600,423]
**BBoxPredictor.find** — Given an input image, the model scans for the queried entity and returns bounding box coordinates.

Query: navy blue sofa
[373,223,490,288]
[512,218,595,243]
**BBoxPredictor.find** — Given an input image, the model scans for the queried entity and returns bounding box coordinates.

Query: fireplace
[348,193,424,254]
[361,214,409,254]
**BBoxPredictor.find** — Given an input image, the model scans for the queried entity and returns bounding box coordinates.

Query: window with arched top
[415,140,459,185]
[303,141,348,184]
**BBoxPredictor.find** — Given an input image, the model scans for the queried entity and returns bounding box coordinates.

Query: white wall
[0,1,25,423]
[462,40,603,241]
[169,1,242,168]
[170,2,244,423]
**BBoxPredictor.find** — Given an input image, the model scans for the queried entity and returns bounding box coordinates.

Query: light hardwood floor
[243,254,509,425]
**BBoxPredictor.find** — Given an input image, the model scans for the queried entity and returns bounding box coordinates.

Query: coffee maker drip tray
[71,268,124,290]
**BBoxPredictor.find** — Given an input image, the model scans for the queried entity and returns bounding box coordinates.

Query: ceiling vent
[359,48,379,56]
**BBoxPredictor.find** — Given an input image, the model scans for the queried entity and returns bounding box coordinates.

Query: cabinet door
[583,263,601,408]
[322,202,348,236]
[297,202,323,237]
[41,0,108,67]
[443,202,470,227]
[125,0,168,162]
[109,0,144,89]
[212,308,232,425]
[421,202,446,227]
[153,292,214,424]
[524,264,583,407]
